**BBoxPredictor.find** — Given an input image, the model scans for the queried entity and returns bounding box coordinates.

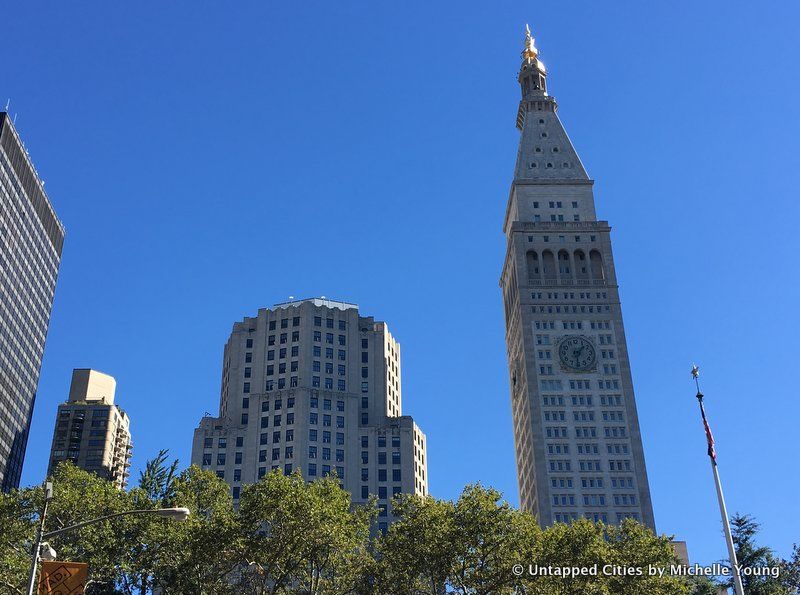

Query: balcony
[513,220,609,231]
[528,278,606,288]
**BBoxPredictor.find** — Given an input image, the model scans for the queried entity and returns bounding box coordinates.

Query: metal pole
[710,458,744,595]
[25,481,52,595]
[692,366,744,595]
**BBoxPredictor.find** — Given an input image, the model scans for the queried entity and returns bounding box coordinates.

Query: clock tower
[500,26,656,528]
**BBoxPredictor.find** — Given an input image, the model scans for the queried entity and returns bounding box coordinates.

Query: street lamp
[152,507,191,521]
[25,482,190,595]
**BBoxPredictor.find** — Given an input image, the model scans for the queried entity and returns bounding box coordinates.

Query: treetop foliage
[1,457,795,594]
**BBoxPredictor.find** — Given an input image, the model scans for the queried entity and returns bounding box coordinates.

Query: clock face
[558,336,597,371]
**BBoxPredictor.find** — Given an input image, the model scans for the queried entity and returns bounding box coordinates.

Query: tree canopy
[2,460,795,594]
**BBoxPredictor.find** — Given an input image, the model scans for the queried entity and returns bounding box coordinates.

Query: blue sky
[5,0,799,566]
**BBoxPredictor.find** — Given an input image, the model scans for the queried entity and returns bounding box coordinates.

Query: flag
[699,401,717,462]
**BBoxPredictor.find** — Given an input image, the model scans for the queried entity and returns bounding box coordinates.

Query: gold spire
[522,23,539,62]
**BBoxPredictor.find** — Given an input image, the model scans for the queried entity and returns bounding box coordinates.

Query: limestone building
[500,27,656,528]
[48,369,133,489]
[0,112,65,491]
[191,298,428,530]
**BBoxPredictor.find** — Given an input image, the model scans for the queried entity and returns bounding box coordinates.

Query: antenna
[3,99,9,112]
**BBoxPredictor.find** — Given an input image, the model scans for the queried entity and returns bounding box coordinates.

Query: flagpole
[692,365,744,595]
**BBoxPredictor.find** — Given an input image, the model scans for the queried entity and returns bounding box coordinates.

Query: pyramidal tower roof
[513,25,589,182]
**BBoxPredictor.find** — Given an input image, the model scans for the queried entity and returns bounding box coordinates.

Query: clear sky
[5,0,799,567]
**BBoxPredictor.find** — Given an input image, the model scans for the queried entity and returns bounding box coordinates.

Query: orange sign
[38,561,87,595]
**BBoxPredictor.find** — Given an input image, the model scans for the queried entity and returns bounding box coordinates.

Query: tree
[685,575,720,595]
[237,470,375,594]
[0,489,35,594]
[376,484,541,595]
[118,449,183,595]
[449,484,540,595]
[720,513,795,595]
[525,518,613,595]
[9,464,790,595]
[375,493,458,594]
[377,485,694,595]
[784,544,800,593]
[603,519,689,595]
[148,465,240,594]
[122,456,240,594]
[30,462,134,594]
[137,449,179,504]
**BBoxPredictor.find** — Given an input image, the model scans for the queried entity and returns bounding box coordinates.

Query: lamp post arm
[42,509,172,539]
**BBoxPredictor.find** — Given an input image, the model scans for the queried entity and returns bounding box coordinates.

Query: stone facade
[500,29,656,528]
[0,112,65,491]
[191,298,428,530]
[48,369,133,489]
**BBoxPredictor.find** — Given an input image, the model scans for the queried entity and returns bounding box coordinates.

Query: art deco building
[191,298,428,530]
[500,27,656,528]
[48,369,133,489]
[0,112,65,491]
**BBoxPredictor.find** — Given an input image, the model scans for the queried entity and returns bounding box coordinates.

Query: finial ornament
[691,364,703,400]
[522,23,539,62]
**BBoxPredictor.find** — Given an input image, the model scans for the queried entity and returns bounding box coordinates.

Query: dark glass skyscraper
[0,112,65,491]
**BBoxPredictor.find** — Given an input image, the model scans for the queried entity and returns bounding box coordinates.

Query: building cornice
[513,178,595,186]
[509,220,611,232]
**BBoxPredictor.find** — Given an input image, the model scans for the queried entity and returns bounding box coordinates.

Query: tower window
[539,118,545,124]
[541,132,548,138]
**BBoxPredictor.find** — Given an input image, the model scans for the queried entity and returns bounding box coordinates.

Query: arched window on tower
[557,250,572,279]
[590,250,605,282]
[574,250,589,281]
[542,250,556,281]
[526,251,540,281]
